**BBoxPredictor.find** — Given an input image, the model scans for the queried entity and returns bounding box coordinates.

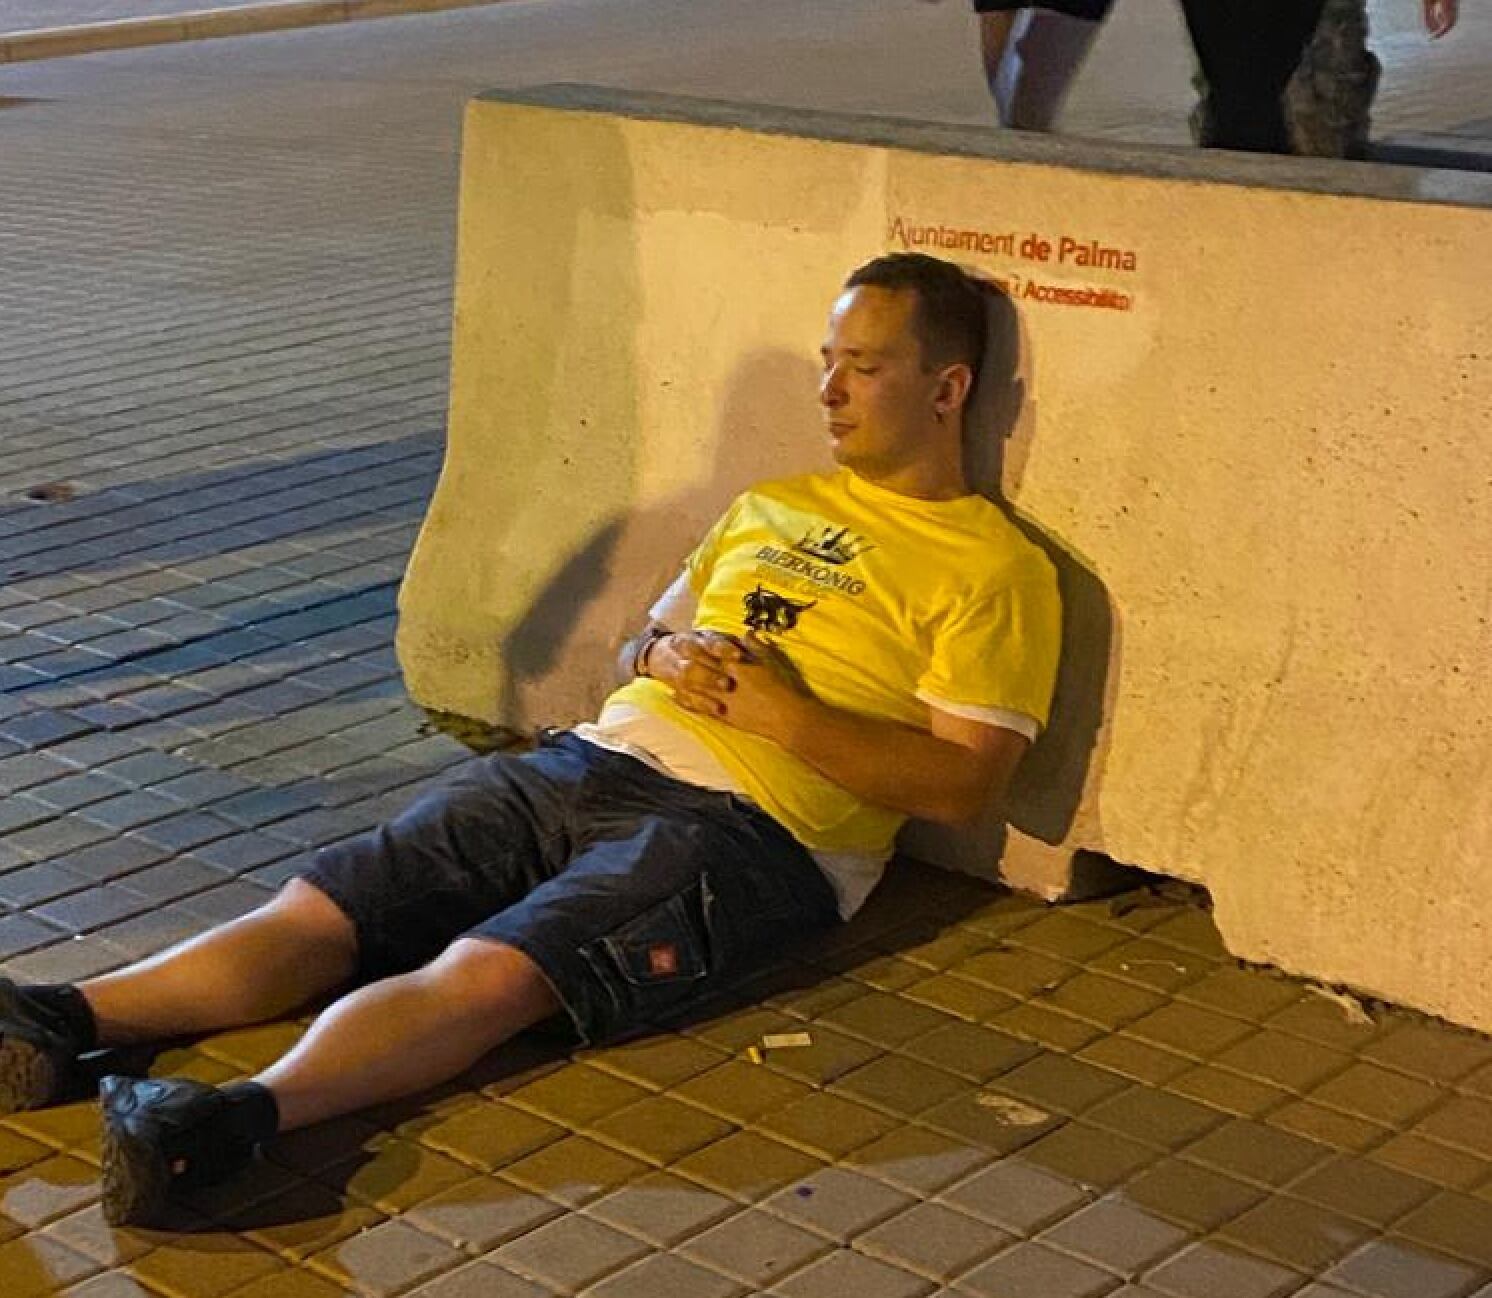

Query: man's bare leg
[80,879,357,1046]
[982,8,1100,131]
[255,937,559,1131]
[979,9,1021,122]
[94,935,556,1225]
[1002,9,1101,130]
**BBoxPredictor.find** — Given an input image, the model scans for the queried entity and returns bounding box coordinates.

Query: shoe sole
[0,1036,57,1115]
[101,1108,172,1228]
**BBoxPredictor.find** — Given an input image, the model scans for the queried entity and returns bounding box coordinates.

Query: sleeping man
[0,252,1060,1226]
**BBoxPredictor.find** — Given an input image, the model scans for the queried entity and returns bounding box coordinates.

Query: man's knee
[425,938,559,1021]
[268,879,358,955]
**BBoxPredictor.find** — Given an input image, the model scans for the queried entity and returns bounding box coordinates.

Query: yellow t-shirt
[603,469,1062,855]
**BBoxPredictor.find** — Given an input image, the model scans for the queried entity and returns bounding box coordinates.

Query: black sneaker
[0,979,91,1113]
[100,1076,274,1227]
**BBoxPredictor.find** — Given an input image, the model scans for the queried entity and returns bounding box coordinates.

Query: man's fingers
[673,635,731,666]
[695,631,749,661]
[675,688,727,718]
[679,661,733,694]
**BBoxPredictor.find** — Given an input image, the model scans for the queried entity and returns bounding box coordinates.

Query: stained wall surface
[398,93,1492,1029]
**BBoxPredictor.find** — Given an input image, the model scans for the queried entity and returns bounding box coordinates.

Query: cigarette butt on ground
[760,1031,814,1050]
[746,1032,812,1062]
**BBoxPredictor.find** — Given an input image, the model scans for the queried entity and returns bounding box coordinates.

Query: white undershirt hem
[587,572,1036,918]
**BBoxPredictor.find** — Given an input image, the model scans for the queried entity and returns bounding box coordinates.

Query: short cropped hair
[844,253,997,377]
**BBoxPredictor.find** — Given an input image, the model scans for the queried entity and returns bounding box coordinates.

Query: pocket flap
[599,891,708,987]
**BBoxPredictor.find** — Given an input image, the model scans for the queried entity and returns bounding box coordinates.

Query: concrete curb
[0,0,513,63]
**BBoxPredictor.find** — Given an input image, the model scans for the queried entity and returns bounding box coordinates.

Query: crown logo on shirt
[794,524,873,566]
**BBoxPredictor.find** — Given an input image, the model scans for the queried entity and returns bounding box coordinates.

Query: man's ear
[937,362,976,416]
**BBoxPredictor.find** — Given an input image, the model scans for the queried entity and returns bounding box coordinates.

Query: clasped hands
[648,629,809,742]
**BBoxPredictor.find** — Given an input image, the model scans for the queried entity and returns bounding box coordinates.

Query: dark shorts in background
[973,0,1113,19]
[302,732,840,1045]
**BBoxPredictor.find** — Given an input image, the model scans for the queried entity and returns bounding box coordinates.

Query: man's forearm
[616,630,647,685]
[615,625,667,685]
[776,694,998,826]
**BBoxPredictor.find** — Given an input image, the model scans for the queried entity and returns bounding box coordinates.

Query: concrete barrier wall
[398,89,1492,1029]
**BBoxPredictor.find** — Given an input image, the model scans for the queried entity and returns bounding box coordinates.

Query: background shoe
[0,979,90,1113]
[100,1076,269,1227]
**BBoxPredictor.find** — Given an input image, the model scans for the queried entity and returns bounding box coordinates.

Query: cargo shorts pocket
[581,888,712,1026]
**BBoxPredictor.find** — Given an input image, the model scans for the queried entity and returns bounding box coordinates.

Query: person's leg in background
[1182,0,1329,152]
[1284,0,1380,158]
[975,2,1112,131]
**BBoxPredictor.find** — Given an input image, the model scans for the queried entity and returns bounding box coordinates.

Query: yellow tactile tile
[236,1180,385,1262]
[404,1174,563,1253]
[332,1137,472,1216]
[416,1102,563,1175]
[40,1202,155,1268]
[307,1217,467,1297]
[586,1096,733,1167]
[212,1266,351,1298]
[669,1060,814,1124]
[0,1125,53,1176]
[0,1151,100,1228]
[128,1234,285,1298]
[501,1064,650,1127]
[501,1133,648,1208]
[583,1035,727,1091]
[671,1131,825,1203]
[0,1233,100,1298]
[3,1103,103,1165]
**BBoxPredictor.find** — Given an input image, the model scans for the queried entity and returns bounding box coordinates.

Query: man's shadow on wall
[499,351,829,733]
[961,289,1116,863]
[503,291,1115,874]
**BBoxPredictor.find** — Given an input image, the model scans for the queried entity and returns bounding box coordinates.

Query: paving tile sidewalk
[3,8,1492,1298]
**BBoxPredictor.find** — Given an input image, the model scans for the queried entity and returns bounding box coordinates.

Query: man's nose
[819,366,845,406]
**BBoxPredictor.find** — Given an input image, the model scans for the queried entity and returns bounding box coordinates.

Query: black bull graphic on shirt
[742,585,815,635]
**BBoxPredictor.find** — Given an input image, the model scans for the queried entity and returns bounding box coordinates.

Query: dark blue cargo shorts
[301,731,841,1044]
